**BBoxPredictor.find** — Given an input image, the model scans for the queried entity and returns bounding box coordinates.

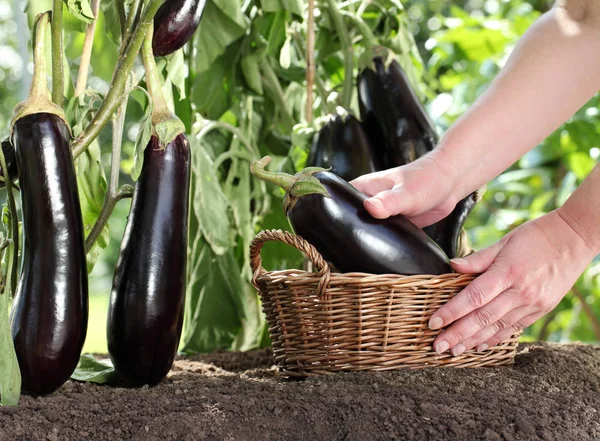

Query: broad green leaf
[194,0,247,74]
[100,0,122,46]
[70,355,117,384]
[192,49,234,120]
[131,89,154,182]
[181,239,245,353]
[0,287,20,406]
[261,0,303,18]
[191,141,231,255]
[75,139,109,273]
[64,0,95,23]
[566,152,596,180]
[241,55,264,95]
[165,50,187,100]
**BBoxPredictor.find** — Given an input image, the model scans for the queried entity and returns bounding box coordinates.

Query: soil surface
[1,342,599,441]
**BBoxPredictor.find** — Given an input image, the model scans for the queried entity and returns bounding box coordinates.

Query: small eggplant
[251,157,451,276]
[423,192,481,259]
[307,114,382,182]
[152,0,207,57]
[357,56,438,168]
[0,138,19,187]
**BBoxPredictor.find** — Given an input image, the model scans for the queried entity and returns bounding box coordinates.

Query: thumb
[364,186,419,219]
[450,242,503,274]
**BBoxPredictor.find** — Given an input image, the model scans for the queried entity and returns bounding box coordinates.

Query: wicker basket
[250,229,522,376]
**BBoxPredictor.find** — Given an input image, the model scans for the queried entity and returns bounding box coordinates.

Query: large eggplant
[152,0,207,57]
[108,24,191,387]
[0,138,18,187]
[251,156,451,275]
[9,12,88,396]
[357,56,438,168]
[307,113,382,182]
[108,134,190,387]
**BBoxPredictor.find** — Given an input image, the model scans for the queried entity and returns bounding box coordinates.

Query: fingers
[449,241,504,274]
[428,252,508,332]
[431,285,519,354]
[450,305,530,355]
[363,186,414,219]
[479,312,540,350]
[349,171,394,197]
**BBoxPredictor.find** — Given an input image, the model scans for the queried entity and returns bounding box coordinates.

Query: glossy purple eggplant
[107,134,191,387]
[251,157,451,275]
[152,0,207,56]
[357,57,438,168]
[10,113,88,395]
[307,114,382,182]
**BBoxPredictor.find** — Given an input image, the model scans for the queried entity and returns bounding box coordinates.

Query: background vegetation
[0,0,598,356]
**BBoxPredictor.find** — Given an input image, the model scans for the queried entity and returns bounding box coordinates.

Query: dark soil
[1,342,600,441]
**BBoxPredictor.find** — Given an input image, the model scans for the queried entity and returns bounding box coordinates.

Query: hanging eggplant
[10,12,88,395]
[152,0,207,57]
[307,113,382,182]
[108,24,190,387]
[251,156,451,276]
[357,56,438,168]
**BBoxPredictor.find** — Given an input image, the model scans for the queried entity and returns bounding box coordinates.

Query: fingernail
[366,198,383,210]
[450,258,468,266]
[429,317,443,330]
[435,340,449,354]
[477,344,489,352]
[452,344,466,356]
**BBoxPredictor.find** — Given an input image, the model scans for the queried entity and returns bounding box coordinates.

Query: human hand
[428,210,597,355]
[350,151,462,228]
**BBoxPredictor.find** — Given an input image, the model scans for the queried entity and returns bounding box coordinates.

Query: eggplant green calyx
[358,45,390,72]
[11,12,67,133]
[141,22,185,148]
[250,156,331,214]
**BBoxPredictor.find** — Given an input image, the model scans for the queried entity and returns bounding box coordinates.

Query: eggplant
[423,192,480,259]
[9,12,88,396]
[307,113,382,182]
[107,24,191,388]
[108,134,190,387]
[251,157,451,275]
[0,138,18,187]
[152,0,207,57]
[357,57,438,168]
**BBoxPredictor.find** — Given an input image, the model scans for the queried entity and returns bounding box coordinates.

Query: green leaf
[194,0,247,74]
[0,287,21,406]
[190,139,232,255]
[165,50,187,100]
[64,0,95,23]
[566,152,596,180]
[70,355,117,384]
[181,239,245,353]
[131,88,154,182]
[100,0,122,46]
[75,139,109,273]
[261,0,303,18]
[241,55,264,95]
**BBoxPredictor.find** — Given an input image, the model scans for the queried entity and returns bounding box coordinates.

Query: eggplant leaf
[0,286,20,406]
[71,355,118,384]
[131,88,154,182]
[64,0,95,23]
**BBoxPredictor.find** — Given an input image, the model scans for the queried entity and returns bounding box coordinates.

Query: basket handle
[250,229,331,298]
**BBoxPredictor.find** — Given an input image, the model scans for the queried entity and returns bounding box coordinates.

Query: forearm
[436,2,600,198]
[557,164,600,255]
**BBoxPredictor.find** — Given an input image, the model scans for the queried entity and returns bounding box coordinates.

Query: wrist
[547,209,599,263]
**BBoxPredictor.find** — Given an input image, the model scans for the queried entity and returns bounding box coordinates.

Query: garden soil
[1,342,599,441]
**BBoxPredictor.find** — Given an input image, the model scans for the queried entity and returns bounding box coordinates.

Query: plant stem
[305,0,315,123]
[122,0,143,54]
[75,0,101,97]
[260,61,295,132]
[571,286,600,341]
[72,0,166,159]
[326,0,353,109]
[0,143,18,297]
[340,10,377,48]
[117,1,127,38]
[51,0,64,106]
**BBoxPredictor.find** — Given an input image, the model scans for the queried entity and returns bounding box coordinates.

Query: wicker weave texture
[251,229,521,376]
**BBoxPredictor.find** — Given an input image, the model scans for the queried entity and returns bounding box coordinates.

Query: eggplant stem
[51,0,64,106]
[250,156,297,193]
